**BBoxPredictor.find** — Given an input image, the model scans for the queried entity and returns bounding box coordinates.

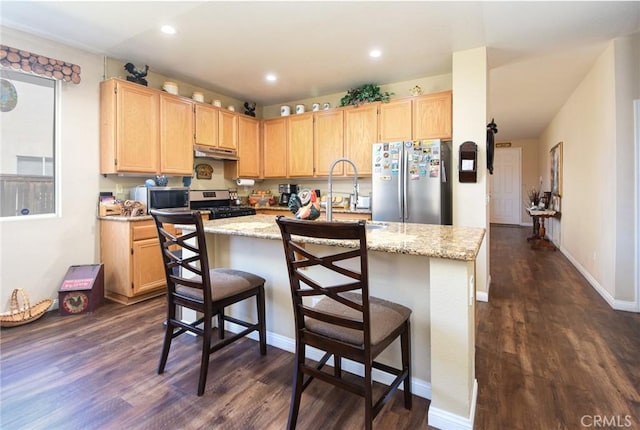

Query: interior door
[490,147,522,225]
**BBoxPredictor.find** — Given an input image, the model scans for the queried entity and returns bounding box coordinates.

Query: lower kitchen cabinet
[100,219,169,305]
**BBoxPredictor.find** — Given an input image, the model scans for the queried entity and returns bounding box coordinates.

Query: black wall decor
[486,118,498,174]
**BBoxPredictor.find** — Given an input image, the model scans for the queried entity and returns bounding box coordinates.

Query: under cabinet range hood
[194,145,239,161]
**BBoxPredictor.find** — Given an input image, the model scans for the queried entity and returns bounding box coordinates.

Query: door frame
[634,100,640,311]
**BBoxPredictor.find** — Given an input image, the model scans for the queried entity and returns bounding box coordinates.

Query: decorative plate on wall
[195,163,213,180]
[0,79,18,112]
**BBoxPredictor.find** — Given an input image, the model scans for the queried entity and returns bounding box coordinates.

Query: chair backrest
[150,209,212,308]
[276,216,371,349]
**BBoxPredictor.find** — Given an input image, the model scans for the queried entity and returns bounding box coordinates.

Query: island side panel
[428,257,477,428]
[206,233,433,394]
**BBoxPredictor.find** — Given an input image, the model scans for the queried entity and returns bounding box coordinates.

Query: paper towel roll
[236,178,255,187]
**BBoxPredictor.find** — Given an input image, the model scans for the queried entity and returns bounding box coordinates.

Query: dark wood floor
[475,225,640,430]
[1,225,638,429]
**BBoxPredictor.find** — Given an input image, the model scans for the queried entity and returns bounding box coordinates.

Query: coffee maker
[278,184,298,206]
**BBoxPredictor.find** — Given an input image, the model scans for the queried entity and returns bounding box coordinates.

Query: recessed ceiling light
[265,73,277,82]
[161,25,177,35]
[369,49,382,58]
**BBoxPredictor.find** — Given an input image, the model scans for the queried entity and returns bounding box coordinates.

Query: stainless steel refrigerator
[372,140,452,225]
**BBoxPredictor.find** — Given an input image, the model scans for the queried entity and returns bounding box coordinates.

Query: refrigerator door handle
[398,148,404,220]
[403,144,409,221]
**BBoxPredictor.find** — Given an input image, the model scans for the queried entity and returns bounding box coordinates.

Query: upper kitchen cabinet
[100,78,194,175]
[236,115,261,178]
[218,109,238,151]
[344,103,378,176]
[287,113,314,177]
[100,79,159,174]
[263,117,288,178]
[194,104,219,148]
[413,91,452,140]
[314,109,344,176]
[160,94,194,175]
[379,98,412,142]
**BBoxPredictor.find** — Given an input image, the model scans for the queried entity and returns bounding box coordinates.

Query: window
[0,69,57,217]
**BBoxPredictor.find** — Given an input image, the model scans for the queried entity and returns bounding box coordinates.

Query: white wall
[539,33,639,308]
[0,27,104,309]
[452,47,489,297]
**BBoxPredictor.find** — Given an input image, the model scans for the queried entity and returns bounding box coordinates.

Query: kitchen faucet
[327,158,359,222]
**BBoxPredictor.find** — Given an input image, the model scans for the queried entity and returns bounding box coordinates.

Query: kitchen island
[189,214,484,430]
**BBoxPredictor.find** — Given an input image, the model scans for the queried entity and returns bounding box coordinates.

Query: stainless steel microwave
[130,186,189,213]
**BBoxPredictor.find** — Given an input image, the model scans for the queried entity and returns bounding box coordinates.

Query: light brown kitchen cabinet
[413,91,452,139]
[100,219,170,305]
[314,110,344,176]
[160,94,194,175]
[379,98,412,142]
[194,104,219,147]
[100,78,194,175]
[218,109,238,151]
[287,113,314,177]
[344,103,378,176]
[100,79,159,174]
[236,115,261,177]
[262,117,288,178]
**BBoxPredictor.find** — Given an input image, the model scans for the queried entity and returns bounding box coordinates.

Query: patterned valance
[0,44,81,84]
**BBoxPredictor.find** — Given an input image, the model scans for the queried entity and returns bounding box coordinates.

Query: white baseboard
[427,379,477,430]
[225,321,432,400]
[559,246,640,313]
[476,274,491,302]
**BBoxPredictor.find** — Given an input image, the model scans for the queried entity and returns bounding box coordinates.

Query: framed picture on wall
[550,141,563,197]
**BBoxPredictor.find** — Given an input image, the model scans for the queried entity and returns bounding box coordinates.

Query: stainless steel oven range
[189,189,256,219]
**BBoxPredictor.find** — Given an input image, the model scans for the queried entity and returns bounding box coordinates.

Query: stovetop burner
[189,189,256,219]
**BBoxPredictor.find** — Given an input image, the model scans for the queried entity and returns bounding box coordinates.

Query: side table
[526,208,558,250]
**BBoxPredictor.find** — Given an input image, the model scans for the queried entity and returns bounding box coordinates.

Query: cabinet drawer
[132,222,158,241]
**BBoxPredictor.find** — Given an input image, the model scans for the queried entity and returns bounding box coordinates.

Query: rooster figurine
[294,190,321,220]
[124,62,149,86]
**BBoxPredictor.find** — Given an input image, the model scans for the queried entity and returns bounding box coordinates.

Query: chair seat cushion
[305,292,411,347]
[176,269,265,301]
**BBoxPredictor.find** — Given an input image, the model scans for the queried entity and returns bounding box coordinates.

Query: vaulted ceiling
[2,1,639,141]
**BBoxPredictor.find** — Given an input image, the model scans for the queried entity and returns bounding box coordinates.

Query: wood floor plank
[2,225,638,429]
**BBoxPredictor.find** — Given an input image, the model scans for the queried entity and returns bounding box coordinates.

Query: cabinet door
[263,118,288,178]
[379,98,412,142]
[218,110,238,150]
[287,113,314,177]
[344,103,378,176]
[314,110,344,176]
[237,116,261,177]
[160,95,194,175]
[114,81,159,173]
[413,91,452,139]
[195,104,218,147]
[131,237,166,296]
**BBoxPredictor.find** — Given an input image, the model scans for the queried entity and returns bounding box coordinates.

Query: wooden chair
[150,209,267,396]
[275,216,412,430]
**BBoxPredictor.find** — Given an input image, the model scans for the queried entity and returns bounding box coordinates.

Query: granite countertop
[192,214,485,261]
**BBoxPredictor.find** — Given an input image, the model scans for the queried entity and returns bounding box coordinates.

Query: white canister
[228,105,235,111]
[162,81,178,95]
[212,99,222,107]
[281,105,291,116]
[192,92,204,102]
[295,104,305,114]
[323,102,331,110]
[312,103,320,111]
